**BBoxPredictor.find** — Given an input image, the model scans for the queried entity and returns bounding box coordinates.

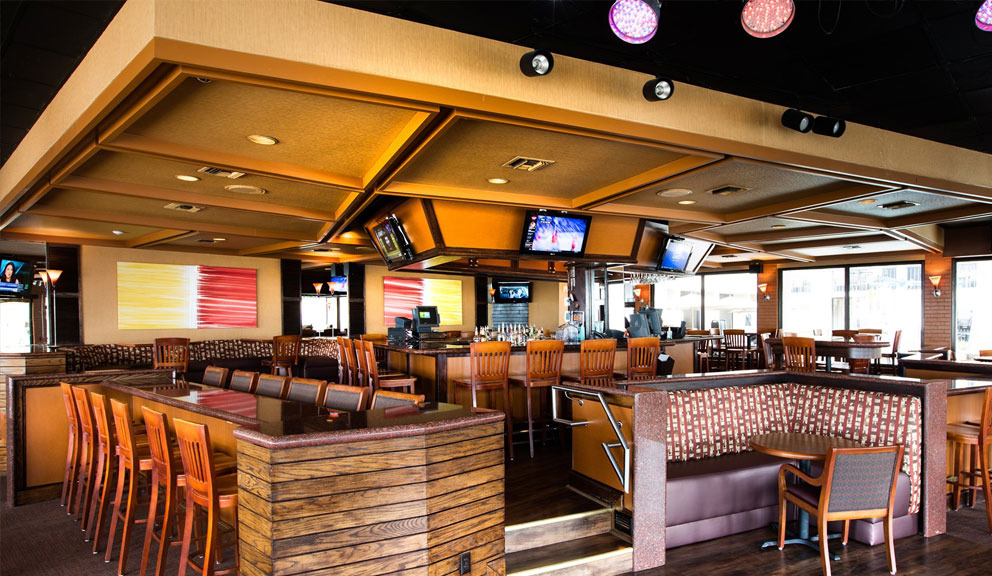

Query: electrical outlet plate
[459,552,471,575]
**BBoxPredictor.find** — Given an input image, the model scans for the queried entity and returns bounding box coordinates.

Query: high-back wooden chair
[509,339,564,458]
[105,398,152,575]
[831,329,858,341]
[777,445,905,576]
[364,339,415,395]
[228,370,259,394]
[722,329,749,370]
[255,374,289,399]
[286,377,327,406]
[262,334,302,376]
[201,366,229,388]
[946,386,992,532]
[370,390,426,410]
[60,382,81,512]
[336,337,354,385]
[626,337,660,380]
[781,336,817,372]
[173,418,239,576]
[86,392,119,553]
[686,329,712,373]
[321,384,367,412]
[757,332,772,369]
[453,341,514,459]
[857,328,883,337]
[71,385,97,528]
[351,337,369,389]
[153,338,190,377]
[568,338,618,386]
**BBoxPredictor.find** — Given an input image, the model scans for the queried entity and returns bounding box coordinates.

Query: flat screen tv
[371,214,413,264]
[328,276,348,294]
[520,209,592,257]
[493,281,532,303]
[657,236,693,273]
[0,257,33,297]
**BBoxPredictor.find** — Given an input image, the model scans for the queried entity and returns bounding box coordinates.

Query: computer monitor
[412,306,440,333]
[627,313,651,338]
[641,307,664,335]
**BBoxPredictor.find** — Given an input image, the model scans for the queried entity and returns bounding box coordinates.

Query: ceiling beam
[730,183,893,222]
[573,155,721,209]
[125,229,196,248]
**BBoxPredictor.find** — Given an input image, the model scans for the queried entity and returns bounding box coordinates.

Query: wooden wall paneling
[46,244,81,345]
[280,259,302,335]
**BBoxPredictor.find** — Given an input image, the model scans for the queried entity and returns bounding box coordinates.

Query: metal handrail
[551,384,631,493]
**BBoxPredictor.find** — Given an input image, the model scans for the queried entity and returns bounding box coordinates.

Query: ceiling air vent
[501,156,556,172]
[878,200,920,210]
[197,166,245,179]
[707,184,751,196]
[164,202,205,213]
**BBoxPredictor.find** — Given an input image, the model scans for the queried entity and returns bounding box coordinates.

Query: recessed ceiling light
[112,230,125,236]
[247,134,279,145]
[176,175,200,182]
[677,200,696,205]
[843,245,862,250]
[657,188,693,198]
[859,199,876,204]
[212,237,226,242]
[224,184,268,195]
[771,224,786,229]
[487,178,509,184]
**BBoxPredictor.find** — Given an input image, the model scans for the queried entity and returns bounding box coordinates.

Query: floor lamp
[41,269,62,348]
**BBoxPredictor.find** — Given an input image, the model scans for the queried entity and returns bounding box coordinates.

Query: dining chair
[285,377,327,406]
[626,336,660,380]
[105,398,152,575]
[453,341,514,459]
[255,374,290,399]
[370,390,425,409]
[262,334,302,376]
[946,386,992,533]
[174,418,240,576]
[857,328,883,337]
[564,338,619,386]
[756,332,772,369]
[201,366,229,388]
[364,339,416,395]
[60,382,81,513]
[321,384,367,411]
[336,337,354,385]
[86,392,121,552]
[71,385,97,529]
[781,336,816,372]
[723,329,749,370]
[686,329,712,373]
[877,330,903,375]
[777,444,905,576]
[831,329,858,341]
[153,338,190,379]
[228,370,259,394]
[509,339,564,458]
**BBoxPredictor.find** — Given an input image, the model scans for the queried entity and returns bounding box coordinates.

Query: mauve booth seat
[666,451,794,548]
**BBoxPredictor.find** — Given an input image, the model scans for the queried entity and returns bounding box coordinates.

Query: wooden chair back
[781,336,816,372]
[857,328,883,339]
[153,338,190,372]
[229,370,259,393]
[336,337,352,385]
[363,340,385,390]
[370,390,425,410]
[820,445,904,516]
[352,338,370,389]
[173,418,219,508]
[523,339,564,383]
[831,329,858,341]
[255,374,289,399]
[202,366,229,388]
[286,378,327,405]
[776,329,797,338]
[980,349,992,356]
[469,341,512,386]
[61,382,79,436]
[270,334,302,368]
[757,332,772,369]
[110,398,140,469]
[321,384,367,411]
[579,338,617,383]
[978,387,992,444]
[72,386,94,441]
[141,406,177,486]
[626,337,659,380]
[723,329,747,350]
[89,392,114,457]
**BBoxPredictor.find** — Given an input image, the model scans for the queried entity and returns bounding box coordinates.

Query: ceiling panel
[2,213,161,240]
[815,189,985,218]
[692,217,824,238]
[792,240,920,258]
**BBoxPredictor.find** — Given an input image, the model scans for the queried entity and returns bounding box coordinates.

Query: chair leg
[62,432,77,509]
[819,516,832,576]
[883,514,896,574]
[841,520,849,545]
[503,384,514,461]
[117,467,140,576]
[980,443,992,534]
[178,493,195,576]
[88,448,112,550]
[951,441,963,511]
[525,386,535,459]
[105,460,128,563]
[777,497,787,549]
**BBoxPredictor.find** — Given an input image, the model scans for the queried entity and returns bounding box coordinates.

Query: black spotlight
[643,77,674,101]
[520,50,554,77]
[813,116,846,137]
[781,108,814,133]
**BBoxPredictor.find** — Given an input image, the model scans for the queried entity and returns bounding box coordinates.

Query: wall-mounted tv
[657,236,693,273]
[519,209,592,257]
[327,276,348,294]
[493,281,532,303]
[0,257,34,297]
[371,214,414,264]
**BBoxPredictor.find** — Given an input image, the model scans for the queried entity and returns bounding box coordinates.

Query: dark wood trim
[629,218,647,260]
[475,276,489,328]
[421,198,444,248]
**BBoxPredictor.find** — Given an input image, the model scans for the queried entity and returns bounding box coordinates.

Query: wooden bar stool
[71,385,97,530]
[453,341,514,460]
[174,418,240,576]
[321,384,368,411]
[685,330,712,373]
[626,336,660,380]
[255,374,290,399]
[86,392,125,551]
[285,377,327,405]
[60,382,81,513]
[201,366,229,388]
[105,398,153,574]
[563,339,619,386]
[262,334,301,376]
[370,390,425,409]
[947,387,992,533]
[509,339,564,458]
[336,336,354,385]
[364,339,415,396]
[722,329,749,370]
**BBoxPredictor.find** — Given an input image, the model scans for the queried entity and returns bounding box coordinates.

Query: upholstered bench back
[665,382,922,514]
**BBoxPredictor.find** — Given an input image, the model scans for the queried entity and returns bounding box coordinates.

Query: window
[781,268,845,336]
[302,295,348,334]
[955,258,992,359]
[653,275,702,330]
[703,272,757,330]
[0,300,32,350]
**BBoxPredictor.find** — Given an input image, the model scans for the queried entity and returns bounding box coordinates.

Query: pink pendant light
[741,0,796,38]
[609,0,662,44]
[978,0,992,31]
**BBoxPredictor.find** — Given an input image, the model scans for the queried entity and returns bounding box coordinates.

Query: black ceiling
[3,0,991,169]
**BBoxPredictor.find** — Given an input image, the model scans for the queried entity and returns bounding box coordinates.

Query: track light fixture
[643,77,675,101]
[781,108,813,133]
[813,116,846,137]
[520,50,554,77]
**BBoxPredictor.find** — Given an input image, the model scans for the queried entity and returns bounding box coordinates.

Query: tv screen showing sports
[657,236,693,272]
[371,215,412,263]
[493,281,532,303]
[328,276,348,294]
[0,257,33,296]
[520,209,592,257]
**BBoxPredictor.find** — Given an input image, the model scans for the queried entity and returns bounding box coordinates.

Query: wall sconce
[327,281,341,294]
[757,283,770,301]
[488,288,496,302]
[928,275,942,298]
[40,269,63,347]
[632,287,642,299]
[313,282,324,294]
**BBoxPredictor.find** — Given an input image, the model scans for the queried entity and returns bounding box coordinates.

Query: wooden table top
[974,356,992,363]
[749,432,864,460]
